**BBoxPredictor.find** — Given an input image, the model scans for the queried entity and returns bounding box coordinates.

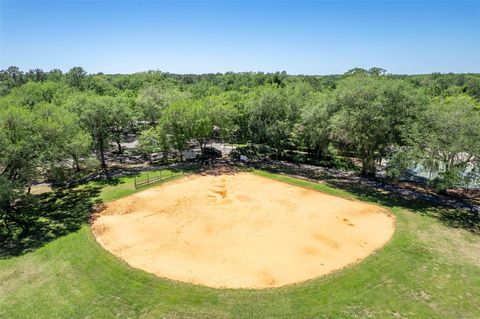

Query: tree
[330,75,426,176]
[295,92,333,158]
[0,101,89,232]
[406,95,480,191]
[26,69,47,82]
[86,74,115,95]
[65,131,92,172]
[7,81,70,108]
[136,86,189,125]
[0,66,26,95]
[66,67,87,90]
[109,96,134,155]
[47,69,64,82]
[138,126,170,163]
[0,105,44,183]
[247,85,305,156]
[158,96,236,160]
[69,94,114,172]
[158,99,192,161]
[189,96,237,155]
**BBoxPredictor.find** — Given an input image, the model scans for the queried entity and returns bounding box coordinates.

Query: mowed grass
[1,170,479,318]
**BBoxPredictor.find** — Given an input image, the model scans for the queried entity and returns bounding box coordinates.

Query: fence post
[134,176,137,189]
[147,172,149,184]
[160,170,162,181]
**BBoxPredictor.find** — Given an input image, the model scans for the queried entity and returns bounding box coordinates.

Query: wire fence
[134,170,183,189]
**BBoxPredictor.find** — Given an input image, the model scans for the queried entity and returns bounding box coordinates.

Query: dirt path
[92,171,395,288]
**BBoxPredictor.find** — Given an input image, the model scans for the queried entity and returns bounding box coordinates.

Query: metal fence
[134,171,182,189]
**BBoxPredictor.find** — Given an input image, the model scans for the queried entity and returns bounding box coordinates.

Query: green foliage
[0,66,26,95]
[407,95,480,190]
[385,147,418,181]
[247,85,303,155]
[109,96,135,154]
[158,99,194,159]
[0,100,93,238]
[67,94,117,171]
[5,81,71,108]
[138,127,170,162]
[229,144,276,161]
[330,74,427,176]
[157,95,237,158]
[0,105,44,183]
[136,86,189,124]
[294,92,334,158]
[65,66,87,90]
[189,95,237,151]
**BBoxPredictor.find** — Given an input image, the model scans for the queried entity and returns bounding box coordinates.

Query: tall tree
[136,86,189,125]
[26,69,47,82]
[66,67,87,90]
[110,96,134,155]
[406,95,480,190]
[69,94,114,172]
[158,99,193,161]
[330,75,426,176]
[0,101,89,231]
[189,96,237,155]
[247,84,305,156]
[295,92,333,158]
[138,126,170,163]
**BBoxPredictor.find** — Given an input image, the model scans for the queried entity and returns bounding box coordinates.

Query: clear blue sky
[1,0,479,74]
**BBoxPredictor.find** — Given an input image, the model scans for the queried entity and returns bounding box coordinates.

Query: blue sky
[1,0,479,74]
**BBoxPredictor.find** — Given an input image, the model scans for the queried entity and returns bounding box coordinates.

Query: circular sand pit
[92,172,395,288]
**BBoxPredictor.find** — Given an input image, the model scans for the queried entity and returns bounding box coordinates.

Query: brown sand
[92,172,395,288]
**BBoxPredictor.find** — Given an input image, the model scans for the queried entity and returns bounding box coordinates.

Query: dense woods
[1,66,479,235]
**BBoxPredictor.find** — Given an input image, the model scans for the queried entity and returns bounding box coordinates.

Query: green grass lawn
[1,170,479,318]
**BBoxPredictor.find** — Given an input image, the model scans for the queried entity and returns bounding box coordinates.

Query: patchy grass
[0,170,479,318]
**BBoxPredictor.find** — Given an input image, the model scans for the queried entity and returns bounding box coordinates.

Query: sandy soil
[92,171,395,288]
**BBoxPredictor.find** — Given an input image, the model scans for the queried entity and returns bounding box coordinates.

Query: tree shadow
[0,185,101,258]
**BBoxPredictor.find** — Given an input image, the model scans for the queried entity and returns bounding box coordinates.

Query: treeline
[0,66,479,224]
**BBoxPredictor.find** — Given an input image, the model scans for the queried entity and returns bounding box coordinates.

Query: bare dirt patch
[92,172,395,288]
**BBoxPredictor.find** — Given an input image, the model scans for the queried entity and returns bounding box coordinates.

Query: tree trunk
[162,151,169,163]
[72,155,81,172]
[276,148,282,160]
[5,209,28,232]
[197,139,206,156]
[99,144,107,174]
[361,156,376,177]
[2,216,13,237]
[116,140,123,155]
